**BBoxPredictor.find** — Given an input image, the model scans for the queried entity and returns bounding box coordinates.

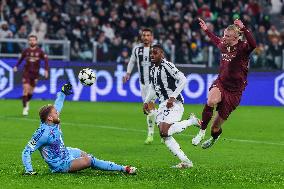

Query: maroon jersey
[15,47,49,79]
[205,27,256,92]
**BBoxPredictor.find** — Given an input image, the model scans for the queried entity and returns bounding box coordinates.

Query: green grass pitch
[0,99,283,189]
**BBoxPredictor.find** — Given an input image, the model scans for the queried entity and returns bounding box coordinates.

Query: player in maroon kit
[191,18,256,149]
[13,35,49,116]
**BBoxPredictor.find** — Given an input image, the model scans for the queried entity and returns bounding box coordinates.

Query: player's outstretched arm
[123,47,136,83]
[198,18,221,46]
[14,50,27,71]
[234,19,257,52]
[22,128,48,174]
[54,83,73,113]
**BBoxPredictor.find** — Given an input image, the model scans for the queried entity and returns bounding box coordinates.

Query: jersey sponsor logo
[28,139,37,150]
[28,128,45,149]
[0,60,13,97]
[274,73,284,105]
[28,57,40,62]
[221,53,236,62]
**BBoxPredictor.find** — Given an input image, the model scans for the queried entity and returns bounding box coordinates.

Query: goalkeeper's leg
[67,148,136,174]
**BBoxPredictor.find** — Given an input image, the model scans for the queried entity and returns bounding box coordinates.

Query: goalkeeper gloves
[61,83,73,95]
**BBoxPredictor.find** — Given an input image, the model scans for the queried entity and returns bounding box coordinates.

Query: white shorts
[141,84,156,102]
[156,101,184,124]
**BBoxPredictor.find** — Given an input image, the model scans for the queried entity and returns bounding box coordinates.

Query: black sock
[27,94,33,101]
[211,128,222,140]
[22,95,28,107]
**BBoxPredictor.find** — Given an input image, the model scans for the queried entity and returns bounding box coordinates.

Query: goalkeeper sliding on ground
[22,83,136,175]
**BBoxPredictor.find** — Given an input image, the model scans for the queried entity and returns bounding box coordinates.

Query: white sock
[164,136,189,162]
[167,119,194,136]
[146,110,157,137]
[199,129,206,135]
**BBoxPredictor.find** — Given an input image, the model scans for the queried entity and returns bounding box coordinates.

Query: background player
[192,18,256,149]
[13,35,49,116]
[22,83,136,175]
[123,28,157,144]
[143,45,200,168]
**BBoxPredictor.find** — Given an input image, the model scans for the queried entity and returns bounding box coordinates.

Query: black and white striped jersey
[127,43,151,85]
[144,59,187,104]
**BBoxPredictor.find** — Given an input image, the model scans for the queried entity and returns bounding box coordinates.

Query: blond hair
[226,24,243,38]
[39,104,54,122]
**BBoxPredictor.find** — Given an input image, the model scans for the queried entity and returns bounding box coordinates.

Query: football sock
[27,94,33,101]
[198,129,206,135]
[211,128,222,140]
[164,136,189,162]
[146,110,156,137]
[167,119,194,136]
[201,104,214,130]
[90,156,125,172]
[22,95,28,107]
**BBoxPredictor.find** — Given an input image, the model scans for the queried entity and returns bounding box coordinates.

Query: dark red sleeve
[41,50,49,71]
[241,27,257,53]
[205,30,221,46]
[15,49,27,67]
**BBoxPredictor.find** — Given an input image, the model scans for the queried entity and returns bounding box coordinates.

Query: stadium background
[0,0,283,106]
[0,1,284,188]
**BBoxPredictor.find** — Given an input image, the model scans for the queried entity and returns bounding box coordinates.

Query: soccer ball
[78,68,96,86]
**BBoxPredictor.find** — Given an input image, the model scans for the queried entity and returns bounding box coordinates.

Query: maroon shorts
[22,73,39,87]
[210,80,242,120]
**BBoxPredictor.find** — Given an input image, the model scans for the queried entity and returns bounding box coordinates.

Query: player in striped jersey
[123,28,157,144]
[143,45,201,168]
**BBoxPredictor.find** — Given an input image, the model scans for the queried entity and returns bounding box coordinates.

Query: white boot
[171,160,193,169]
[192,130,206,146]
[23,107,29,116]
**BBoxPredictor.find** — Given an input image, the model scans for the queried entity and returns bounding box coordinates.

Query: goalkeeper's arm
[22,129,48,174]
[54,83,73,113]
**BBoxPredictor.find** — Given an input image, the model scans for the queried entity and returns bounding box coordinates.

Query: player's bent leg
[168,113,201,136]
[163,136,193,169]
[192,87,221,146]
[159,122,171,138]
[145,101,157,144]
[26,79,37,111]
[201,113,224,149]
[68,156,92,172]
[159,123,193,168]
[22,83,30,116]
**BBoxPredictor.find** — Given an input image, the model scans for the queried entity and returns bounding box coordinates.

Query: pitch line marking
[2,115,284,146]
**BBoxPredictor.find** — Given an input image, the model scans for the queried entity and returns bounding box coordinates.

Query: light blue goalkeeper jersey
[22,92,71,173]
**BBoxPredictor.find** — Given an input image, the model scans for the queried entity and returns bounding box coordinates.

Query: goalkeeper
[22,83,136,175]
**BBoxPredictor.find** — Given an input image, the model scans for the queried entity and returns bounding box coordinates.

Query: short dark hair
[141,28,153,34]
[39,104,54,122]
[151,44,164,52]
[28,35,38,40]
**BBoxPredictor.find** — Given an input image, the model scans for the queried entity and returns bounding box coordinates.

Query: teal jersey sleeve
[22,127,48,172]
[54,92,66,113]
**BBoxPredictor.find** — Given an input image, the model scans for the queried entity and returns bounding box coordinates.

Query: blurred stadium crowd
[0,0,283,69]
